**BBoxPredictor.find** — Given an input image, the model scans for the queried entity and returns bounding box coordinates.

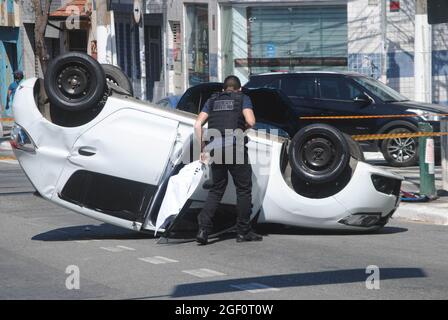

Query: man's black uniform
[197,91,254,238]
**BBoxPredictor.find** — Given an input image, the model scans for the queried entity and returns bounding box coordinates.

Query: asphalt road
[1,161,448,300]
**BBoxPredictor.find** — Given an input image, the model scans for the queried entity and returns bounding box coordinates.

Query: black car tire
[44,52,106,112]
[288,124,350,184]
[381,125,418,167]
[101,64,134,96]
[343,133,365,161]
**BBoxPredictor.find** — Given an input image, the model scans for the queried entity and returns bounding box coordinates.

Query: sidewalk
[366,152,448,226]
[1,120,13,139]
[1,120,14,160]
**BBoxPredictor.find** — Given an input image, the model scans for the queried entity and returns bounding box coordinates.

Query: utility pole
[96,0,110,64]
[380,0,388,83]
[139,0,146,101]
[414,0,433,103]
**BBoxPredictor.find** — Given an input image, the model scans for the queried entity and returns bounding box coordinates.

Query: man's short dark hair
[223,75,241,91]
[14,70,24,80]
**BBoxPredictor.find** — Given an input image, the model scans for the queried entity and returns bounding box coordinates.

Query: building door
[0,27,20,117]
[185,4,209,87]
[145,25,162,102]
[68,30,88,52]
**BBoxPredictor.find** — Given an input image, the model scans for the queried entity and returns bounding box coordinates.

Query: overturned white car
[11,53,402,239]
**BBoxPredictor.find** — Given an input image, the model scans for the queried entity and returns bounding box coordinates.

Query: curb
[0,141,12,151]
[394,202,448,225]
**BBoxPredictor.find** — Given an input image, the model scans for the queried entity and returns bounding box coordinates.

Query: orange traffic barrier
[300,113,448,120]
[351,131,448,141]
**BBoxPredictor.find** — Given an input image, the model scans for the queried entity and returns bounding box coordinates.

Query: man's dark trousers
[198,146,252,235]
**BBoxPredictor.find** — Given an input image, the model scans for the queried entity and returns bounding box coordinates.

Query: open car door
[54,105,179,231]
[161,87,298,241]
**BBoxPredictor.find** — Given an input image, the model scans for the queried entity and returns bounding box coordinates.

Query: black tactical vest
[207,91,246,135]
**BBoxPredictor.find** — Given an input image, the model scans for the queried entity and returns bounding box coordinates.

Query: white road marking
[182,268,226,278]
[99,245,136,252]
[100,246,124,252]
[76,239,102,244]
[0,159,18,164]
[230,283,280,293]
[116,245,136,251]
[138,256,179,264]
[76,240,91,244]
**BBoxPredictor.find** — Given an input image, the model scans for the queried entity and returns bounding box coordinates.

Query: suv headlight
[10,124,37,153]
[406,108,441,121]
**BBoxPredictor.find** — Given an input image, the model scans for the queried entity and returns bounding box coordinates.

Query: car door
[280,74,318,119]
[54,106,180,229]
[311,75,375,135]
[177,83,223,114]
[246,88,299,137]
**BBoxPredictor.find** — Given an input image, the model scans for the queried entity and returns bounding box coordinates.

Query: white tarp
[155,161,206,234]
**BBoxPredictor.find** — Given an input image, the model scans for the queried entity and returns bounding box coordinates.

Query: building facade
[111,0,165,101]
[164,0,448,106]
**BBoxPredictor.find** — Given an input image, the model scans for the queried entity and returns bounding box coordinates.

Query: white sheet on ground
[155,161,206,234]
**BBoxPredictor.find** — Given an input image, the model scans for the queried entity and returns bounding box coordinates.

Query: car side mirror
[353,93,373,107]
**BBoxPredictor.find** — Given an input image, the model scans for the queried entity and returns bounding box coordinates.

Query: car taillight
[10,124,37,153]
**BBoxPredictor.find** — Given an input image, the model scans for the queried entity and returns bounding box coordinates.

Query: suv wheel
[381,127,418,167]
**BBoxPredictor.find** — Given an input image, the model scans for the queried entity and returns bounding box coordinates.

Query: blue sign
[266,43,276,58]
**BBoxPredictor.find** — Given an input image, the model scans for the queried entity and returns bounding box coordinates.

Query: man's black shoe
[236,231,263,242]
[196,229,209,245]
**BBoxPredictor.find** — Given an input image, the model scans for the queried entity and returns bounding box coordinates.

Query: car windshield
[352,76,409,102]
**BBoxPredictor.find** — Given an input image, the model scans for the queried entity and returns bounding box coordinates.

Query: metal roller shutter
[247,6,348,73]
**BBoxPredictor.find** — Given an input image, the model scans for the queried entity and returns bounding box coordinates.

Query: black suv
[177,72,446,167]
[244,72,446,167]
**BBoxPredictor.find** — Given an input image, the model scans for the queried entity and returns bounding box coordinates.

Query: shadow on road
[132,267,426,299]
[31,223,156,241]
[254,223,408,236]
[31,221,408,243]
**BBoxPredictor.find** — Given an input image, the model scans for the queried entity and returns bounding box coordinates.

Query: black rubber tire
[288,124,350,184]
[380,125,418,167]
[343,133,365,161]
[44,52,106,112]
[101,64,133,95]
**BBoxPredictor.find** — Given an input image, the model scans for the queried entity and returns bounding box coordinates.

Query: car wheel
[288,124,350,184]
[44,52,106,112]
[343,133,365,161]
[101,64,134,96]
[381,127,418,167]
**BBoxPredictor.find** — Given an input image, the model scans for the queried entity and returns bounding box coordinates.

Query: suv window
[245,76,280,89]
[318,77,362,101]
[281,77,316,99]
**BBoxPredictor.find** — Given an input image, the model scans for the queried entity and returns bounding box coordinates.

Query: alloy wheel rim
[387,136,416,163]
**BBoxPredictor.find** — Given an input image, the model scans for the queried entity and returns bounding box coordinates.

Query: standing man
[194,75,262,245]
[6,70,24,112]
